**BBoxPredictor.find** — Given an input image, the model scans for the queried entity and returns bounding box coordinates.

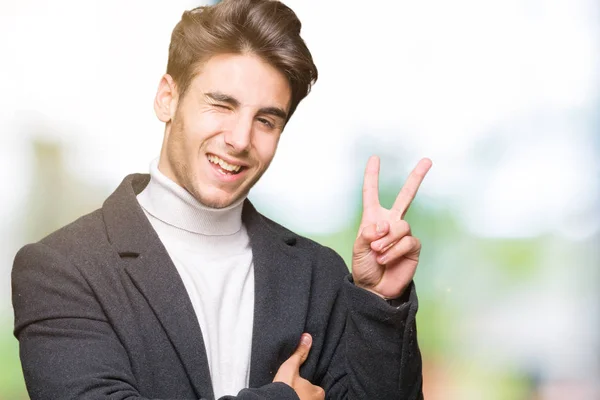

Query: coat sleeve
[12,243,299,400]
[314,247,424,400]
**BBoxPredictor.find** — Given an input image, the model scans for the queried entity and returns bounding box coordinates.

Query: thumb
[286,333,312,369]
[274,333,313,383]
[355,221,389,251]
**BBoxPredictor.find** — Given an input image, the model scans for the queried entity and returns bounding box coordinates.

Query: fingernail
[301,334,311,346]
[379,255,387,263]
[376,223,382,233]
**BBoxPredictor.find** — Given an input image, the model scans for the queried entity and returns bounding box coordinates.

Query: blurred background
[1,0,599,398]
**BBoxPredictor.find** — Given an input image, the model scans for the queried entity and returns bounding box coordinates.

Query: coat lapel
[102,174,314,395]
[243,202,314,388]
[102,174,213,399]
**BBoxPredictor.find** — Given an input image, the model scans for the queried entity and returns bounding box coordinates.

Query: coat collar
[102,174,313,397]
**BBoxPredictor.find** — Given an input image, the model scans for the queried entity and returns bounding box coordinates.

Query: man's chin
[195,190,245,210]
[203,199,237,209]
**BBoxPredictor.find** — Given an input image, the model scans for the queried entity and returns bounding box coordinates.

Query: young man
[12,1,431,399]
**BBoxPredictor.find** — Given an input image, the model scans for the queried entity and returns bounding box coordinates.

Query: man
[12,0,431,399]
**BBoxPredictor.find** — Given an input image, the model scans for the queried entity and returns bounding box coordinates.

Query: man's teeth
[207,155,242,172]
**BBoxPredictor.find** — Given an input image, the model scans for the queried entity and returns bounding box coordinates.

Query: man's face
[157,53,291,208]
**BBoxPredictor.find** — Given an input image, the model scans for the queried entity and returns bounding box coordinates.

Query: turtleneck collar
[136,158,245,236]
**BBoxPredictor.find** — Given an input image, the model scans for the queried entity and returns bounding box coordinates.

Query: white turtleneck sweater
[136,159,254,399]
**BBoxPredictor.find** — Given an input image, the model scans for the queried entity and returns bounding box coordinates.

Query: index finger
[392,158,432,218]
[362,155,381,217]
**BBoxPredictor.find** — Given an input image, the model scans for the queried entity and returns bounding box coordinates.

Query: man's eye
[258,118,274,128]
[213,104,231,110]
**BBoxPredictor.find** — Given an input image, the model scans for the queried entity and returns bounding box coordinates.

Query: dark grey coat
[12,174,423,400]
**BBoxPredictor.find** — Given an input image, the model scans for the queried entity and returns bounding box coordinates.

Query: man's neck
[137,158,245,236]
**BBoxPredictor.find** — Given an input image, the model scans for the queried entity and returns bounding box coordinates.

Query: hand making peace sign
[352,156,433,300]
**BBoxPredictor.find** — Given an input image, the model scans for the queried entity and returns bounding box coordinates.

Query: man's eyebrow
[258,106,288,121]
[204,91,288,121]
[204,91,240,106]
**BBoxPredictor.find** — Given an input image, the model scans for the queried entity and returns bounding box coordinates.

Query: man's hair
[167,0,318,121]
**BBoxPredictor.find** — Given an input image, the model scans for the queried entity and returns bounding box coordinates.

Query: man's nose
[224,116,252,152]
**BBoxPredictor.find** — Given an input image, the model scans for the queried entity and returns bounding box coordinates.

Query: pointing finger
[362,156,380,218]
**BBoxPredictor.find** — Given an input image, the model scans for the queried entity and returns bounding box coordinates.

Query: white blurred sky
[0,0,598,237]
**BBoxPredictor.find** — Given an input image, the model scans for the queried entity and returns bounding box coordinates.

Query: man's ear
[154,74,178,123]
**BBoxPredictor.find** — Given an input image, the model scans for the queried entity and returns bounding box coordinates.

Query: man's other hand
[273,333,325,400]
[352,156,432,300]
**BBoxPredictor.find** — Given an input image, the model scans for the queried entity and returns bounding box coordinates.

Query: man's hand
[352,156,432,300]
[273,333,325,400]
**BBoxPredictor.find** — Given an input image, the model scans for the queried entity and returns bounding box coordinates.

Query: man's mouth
[207,154,246,175]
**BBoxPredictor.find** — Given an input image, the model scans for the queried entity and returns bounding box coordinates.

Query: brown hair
[167,0,318,121]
